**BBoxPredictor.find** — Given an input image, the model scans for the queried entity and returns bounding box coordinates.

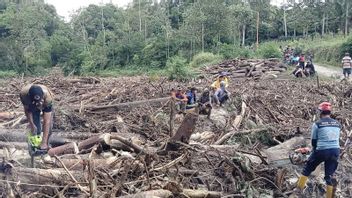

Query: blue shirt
[186,91,196,105]
[311,117,341,150]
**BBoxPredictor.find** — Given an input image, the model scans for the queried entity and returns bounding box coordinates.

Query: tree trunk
[242,24,246,47]
[138,0,142,32]
[322,12,325,36]
[201,23,205,52]
[256,11,259,49]
[346,0,349,36]
[165,111,199,151]
[284,8,287,38]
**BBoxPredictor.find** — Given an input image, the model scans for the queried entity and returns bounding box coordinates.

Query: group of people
[170,72,230,118]
[281,46,316,78]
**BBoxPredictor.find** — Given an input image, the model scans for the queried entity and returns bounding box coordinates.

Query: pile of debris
[203,58,288,79]
[0,73,351,197]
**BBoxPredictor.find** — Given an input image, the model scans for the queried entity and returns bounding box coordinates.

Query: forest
[0,0,351,75]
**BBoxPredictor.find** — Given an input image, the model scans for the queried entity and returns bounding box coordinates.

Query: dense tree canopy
[0,0,351,75]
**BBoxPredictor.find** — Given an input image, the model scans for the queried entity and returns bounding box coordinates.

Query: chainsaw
[289,147,311,165]
[27,133,47,168]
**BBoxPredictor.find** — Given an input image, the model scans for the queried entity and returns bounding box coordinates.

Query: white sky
[46,0,285,21]
[45,0,132,20]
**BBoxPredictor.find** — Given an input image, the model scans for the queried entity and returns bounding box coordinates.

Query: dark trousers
[302,148,339,185]
[29,106,54,136]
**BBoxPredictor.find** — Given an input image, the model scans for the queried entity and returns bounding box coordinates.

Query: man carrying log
[171,86,188,113]
[295,102,340,198]
[20,84,54,150]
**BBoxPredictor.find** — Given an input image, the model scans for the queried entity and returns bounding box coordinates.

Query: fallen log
[0,165,85,185]
[110,134,145,154]
[119,190,173,198]
[0,141,27,150]
[231,101,247,129]
[182,189,222,198]
[53,156,120,170]
[265,136,307,166]
[48,142,79,157]
[78,97,170,111]
[77,133,111,151]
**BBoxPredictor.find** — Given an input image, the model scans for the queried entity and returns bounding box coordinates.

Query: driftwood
[0,141,27,149]
[79,97,170,111]
[232,101,247,129]
[0,166,84,185]
[119,190,173,198]
[214,128,268,145]
[182,189,222,198]
[54,157,119,170]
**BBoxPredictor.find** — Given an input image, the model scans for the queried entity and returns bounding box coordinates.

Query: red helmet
[318,102,332,111]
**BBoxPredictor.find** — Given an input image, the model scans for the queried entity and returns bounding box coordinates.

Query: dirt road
[315,64,343,79]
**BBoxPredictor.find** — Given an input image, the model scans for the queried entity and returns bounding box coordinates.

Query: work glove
[27,132,42,148]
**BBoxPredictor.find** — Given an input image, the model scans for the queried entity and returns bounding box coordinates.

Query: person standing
[295,102,340,198]
[341,52,352,78]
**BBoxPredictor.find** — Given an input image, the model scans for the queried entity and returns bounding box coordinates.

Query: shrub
[219,44,254,59]
[257,43,281,58]
[340,36,352,58]
[166,56,194,81]
[0,70,17,78]
[190,52,223,67]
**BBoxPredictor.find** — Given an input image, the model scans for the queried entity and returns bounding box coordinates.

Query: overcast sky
[46,0,132,20]
[46,0,285,21]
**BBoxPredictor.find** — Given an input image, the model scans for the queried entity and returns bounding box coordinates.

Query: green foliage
[190,52,223,67]
[166,56,194,81]
[256,43,281,58]
[219,44,253,59]
[0,70,17,78]
[340,36,352,58]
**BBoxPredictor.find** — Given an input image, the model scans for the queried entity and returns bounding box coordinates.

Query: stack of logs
[204,58,287,78]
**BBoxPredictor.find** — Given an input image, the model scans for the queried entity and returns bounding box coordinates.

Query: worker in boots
[20,84,54,150]
[295,102,340,198]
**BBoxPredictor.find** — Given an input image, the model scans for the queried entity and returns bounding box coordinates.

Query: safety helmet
[318,102,332,112]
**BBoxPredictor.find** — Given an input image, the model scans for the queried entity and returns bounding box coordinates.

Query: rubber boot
[297,175,308,190]
[326,185,333,198]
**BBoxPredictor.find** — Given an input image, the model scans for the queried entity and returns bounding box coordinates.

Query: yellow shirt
[211,77,229,89]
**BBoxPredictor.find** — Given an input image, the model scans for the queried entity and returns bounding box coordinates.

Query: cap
[28,85,44,102]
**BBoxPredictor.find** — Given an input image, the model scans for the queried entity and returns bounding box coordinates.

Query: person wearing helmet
[213,81,230,106]
[211,72,229,90]
[198,88,212,118]
[341,52,352,78]
[295,102,341,198]
[20,84,54,150]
